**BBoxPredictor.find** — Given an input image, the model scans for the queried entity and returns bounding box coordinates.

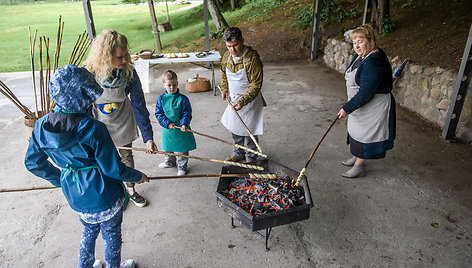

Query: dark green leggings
[118,143,135,188]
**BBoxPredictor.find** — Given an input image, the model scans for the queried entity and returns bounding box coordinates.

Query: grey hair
[224,27,243,42]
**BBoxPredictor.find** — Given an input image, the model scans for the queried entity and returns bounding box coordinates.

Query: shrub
[381,14,394,36]
[292,6,313,29]
[320,0,360,27]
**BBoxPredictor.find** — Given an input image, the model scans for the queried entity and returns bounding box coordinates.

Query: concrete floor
[0,62,471,267]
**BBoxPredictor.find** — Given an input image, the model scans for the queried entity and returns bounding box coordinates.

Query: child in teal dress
[155,70,196,175]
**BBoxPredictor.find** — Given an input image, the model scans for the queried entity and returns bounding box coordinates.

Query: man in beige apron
[220,27,265,164]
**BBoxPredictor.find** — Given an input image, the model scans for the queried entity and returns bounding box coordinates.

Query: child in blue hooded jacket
[155,70,196,176]
[24,64,148,268]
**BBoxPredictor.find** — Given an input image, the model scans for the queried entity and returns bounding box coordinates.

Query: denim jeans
[164,151,189,171]
[78,207,123,268]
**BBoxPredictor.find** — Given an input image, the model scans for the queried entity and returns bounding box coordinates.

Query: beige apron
[220,53,263,136]
[345,55,391,144]
[92,84,138,146]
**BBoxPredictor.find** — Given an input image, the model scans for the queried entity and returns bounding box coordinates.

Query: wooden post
[204,0,210,52]
[165,0,170,21]
[310,0,320,61]
[442,24,472,141]
[148,0,162,53]
[81,0,96,40]
[363,0,373,25]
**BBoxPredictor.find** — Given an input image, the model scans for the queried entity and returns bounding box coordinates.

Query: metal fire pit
[215,159,313,250]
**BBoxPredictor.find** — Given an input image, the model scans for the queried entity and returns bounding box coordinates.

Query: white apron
[92,84,138,146]
[345,56,391,144]
[220,54,263,136]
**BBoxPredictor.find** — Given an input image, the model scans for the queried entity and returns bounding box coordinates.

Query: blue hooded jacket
[25,113,142,213]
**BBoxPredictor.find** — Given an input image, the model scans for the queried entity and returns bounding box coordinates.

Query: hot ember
[221,176,306,215]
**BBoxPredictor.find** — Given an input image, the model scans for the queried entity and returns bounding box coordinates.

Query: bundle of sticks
[27,16,64,119]
[0,81,35,119]
[68,31,91,66]
[3,16,93,121]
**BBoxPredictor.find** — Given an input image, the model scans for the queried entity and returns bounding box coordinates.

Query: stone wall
[323,38,472,143]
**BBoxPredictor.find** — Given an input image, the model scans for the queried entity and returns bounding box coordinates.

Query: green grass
[0,0,313,72]
[0,0,195,72]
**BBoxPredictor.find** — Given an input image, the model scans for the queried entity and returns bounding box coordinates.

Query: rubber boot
[341,163,366,178]
[341,156,357,167]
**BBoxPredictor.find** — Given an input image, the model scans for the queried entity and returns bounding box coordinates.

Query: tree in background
[208,0,229,31]
[230,0,238,10]
[370,0,394,35]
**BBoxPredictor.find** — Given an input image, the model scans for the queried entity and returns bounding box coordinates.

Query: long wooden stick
[39,36,45,114]
[295,116,339,186]
[0,185,57,193]
[178,126,267,158]
[117,146,264,171]
[0,81,35,118]
[68,32,82,64]
[76,39,91,66]
[0,173,279,193]
[149,173,276,180]
[218,86,263,153]
[28,27,39,118]
[69,32,87,65]
[150,120,267,158]
[54,17,64,72]
[45,37,51,113]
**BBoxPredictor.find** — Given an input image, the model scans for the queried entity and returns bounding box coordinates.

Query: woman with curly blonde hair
[84,29,157,208]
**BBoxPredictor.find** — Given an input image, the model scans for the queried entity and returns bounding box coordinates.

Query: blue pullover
[125,69,154,143]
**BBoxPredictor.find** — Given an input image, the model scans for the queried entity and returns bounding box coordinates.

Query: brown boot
[341,163,366,178]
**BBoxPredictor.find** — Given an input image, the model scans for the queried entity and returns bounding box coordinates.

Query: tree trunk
[207,0,229,31]
[147,0,162,53]
[371,0,390,34]
[230,0,238,10]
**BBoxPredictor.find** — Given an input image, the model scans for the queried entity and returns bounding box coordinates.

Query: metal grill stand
[216,159,313,251]
[230,217,273,251]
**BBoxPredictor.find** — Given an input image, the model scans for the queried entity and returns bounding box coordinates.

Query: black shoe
[129,192,147,208]
[226,155,245,162]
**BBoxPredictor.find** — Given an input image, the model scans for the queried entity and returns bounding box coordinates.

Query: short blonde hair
[350,24,377,49]
[84,29,134,84]
[162,70,178,82]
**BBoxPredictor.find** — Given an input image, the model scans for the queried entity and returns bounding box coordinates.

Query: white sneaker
[93,260,104,268]
[159,162,175,168]
[120,259,136,268]
[177,169,187,176]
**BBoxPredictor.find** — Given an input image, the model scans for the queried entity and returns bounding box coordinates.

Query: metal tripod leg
[265,227,272,251]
